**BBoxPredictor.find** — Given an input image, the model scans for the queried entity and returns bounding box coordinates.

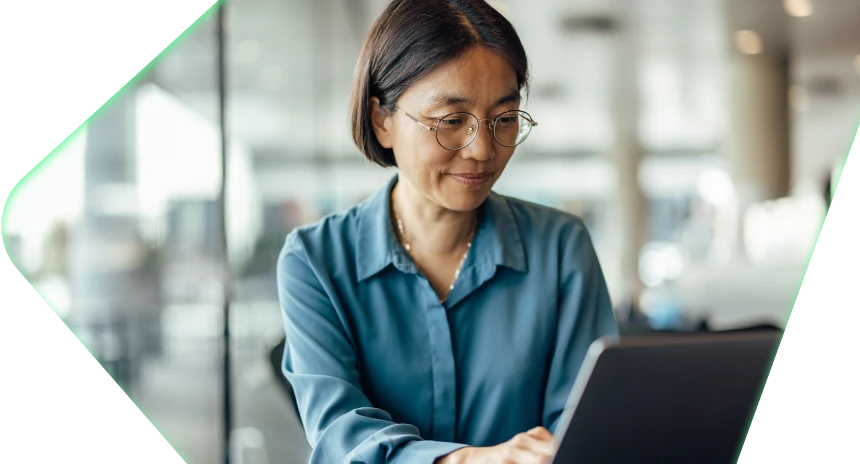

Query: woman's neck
[392,181,478,256]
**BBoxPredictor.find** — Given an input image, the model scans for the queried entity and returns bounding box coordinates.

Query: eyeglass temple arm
[394,107,436,131]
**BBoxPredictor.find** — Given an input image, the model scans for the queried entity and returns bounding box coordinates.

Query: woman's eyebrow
[494,89,521,106]
[426,93,472,107]
[424,89,521,109]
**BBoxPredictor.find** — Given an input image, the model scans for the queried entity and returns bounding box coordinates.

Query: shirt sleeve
[542,218,619,435]
[277,232,468,464]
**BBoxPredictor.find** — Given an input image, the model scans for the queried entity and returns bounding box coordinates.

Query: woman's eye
[497,116,517,124]
[441,117,465,127]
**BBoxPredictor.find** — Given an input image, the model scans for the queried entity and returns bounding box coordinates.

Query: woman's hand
[436,427,558,464]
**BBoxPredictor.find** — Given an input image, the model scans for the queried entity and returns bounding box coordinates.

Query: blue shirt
[277,174,618,464]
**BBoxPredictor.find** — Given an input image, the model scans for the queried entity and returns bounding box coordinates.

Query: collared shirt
[277,174,618,463]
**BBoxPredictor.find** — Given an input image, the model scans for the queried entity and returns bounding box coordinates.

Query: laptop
[552,330,781,464]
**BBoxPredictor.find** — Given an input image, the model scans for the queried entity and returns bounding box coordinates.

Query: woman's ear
[370,97,394,149]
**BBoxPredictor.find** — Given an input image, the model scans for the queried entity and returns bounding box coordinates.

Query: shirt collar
[355,174,527,282]
[481,191,527,273]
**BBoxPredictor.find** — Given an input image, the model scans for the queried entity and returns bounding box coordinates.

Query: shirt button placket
[422,283,457,442]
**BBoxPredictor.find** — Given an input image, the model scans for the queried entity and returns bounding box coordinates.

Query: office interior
[3,0,858,462]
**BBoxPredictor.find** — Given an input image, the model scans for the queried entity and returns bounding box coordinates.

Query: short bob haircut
[350,0,530,167]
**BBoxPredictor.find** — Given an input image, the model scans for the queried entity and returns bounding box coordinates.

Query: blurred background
[2,0,857,463]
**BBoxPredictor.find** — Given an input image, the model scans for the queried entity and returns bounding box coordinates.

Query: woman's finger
[514,431,558,457]
[509,444,554,464]
[526,426,555,442]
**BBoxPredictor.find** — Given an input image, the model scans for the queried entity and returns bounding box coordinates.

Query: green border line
[731,116,859,464]
[0,0,225,463]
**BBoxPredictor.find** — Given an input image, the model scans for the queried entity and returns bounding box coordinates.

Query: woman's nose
[461,120,496,161]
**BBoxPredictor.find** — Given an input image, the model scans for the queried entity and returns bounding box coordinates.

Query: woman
[277,1,618,463]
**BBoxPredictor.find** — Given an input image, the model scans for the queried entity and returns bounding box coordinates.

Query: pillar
[606,7,648,307]
[724,52,792,258]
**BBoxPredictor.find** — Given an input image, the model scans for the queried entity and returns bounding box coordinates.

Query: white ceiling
[151,0,860,183]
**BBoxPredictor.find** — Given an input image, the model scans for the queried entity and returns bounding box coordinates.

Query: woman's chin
[443,192,491,212]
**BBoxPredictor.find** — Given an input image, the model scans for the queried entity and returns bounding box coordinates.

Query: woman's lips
[450,172,493,186]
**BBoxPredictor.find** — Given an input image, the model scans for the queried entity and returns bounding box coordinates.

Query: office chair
[269,337,302,428]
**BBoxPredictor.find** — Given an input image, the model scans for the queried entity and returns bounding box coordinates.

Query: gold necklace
[393,203,477,302]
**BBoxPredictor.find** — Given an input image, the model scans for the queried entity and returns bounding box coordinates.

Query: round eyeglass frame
[393,107,539,151]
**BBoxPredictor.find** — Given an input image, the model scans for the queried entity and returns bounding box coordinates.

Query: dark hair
[350,0,530,167]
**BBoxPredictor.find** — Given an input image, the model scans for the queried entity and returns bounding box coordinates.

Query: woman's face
[372,46,521,212]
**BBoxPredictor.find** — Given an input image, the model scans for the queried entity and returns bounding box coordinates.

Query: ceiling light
[783,0,814,17]
[735,30,763,55]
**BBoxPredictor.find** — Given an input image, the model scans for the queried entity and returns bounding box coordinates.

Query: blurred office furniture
[674,261,803,330]
[617,297,711,334]
[620,319,782,337]
[69,317,138,392]
[270,337,302,428]
[5,233,23,272]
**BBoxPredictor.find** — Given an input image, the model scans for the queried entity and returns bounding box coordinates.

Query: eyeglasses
[394,107,538,151]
